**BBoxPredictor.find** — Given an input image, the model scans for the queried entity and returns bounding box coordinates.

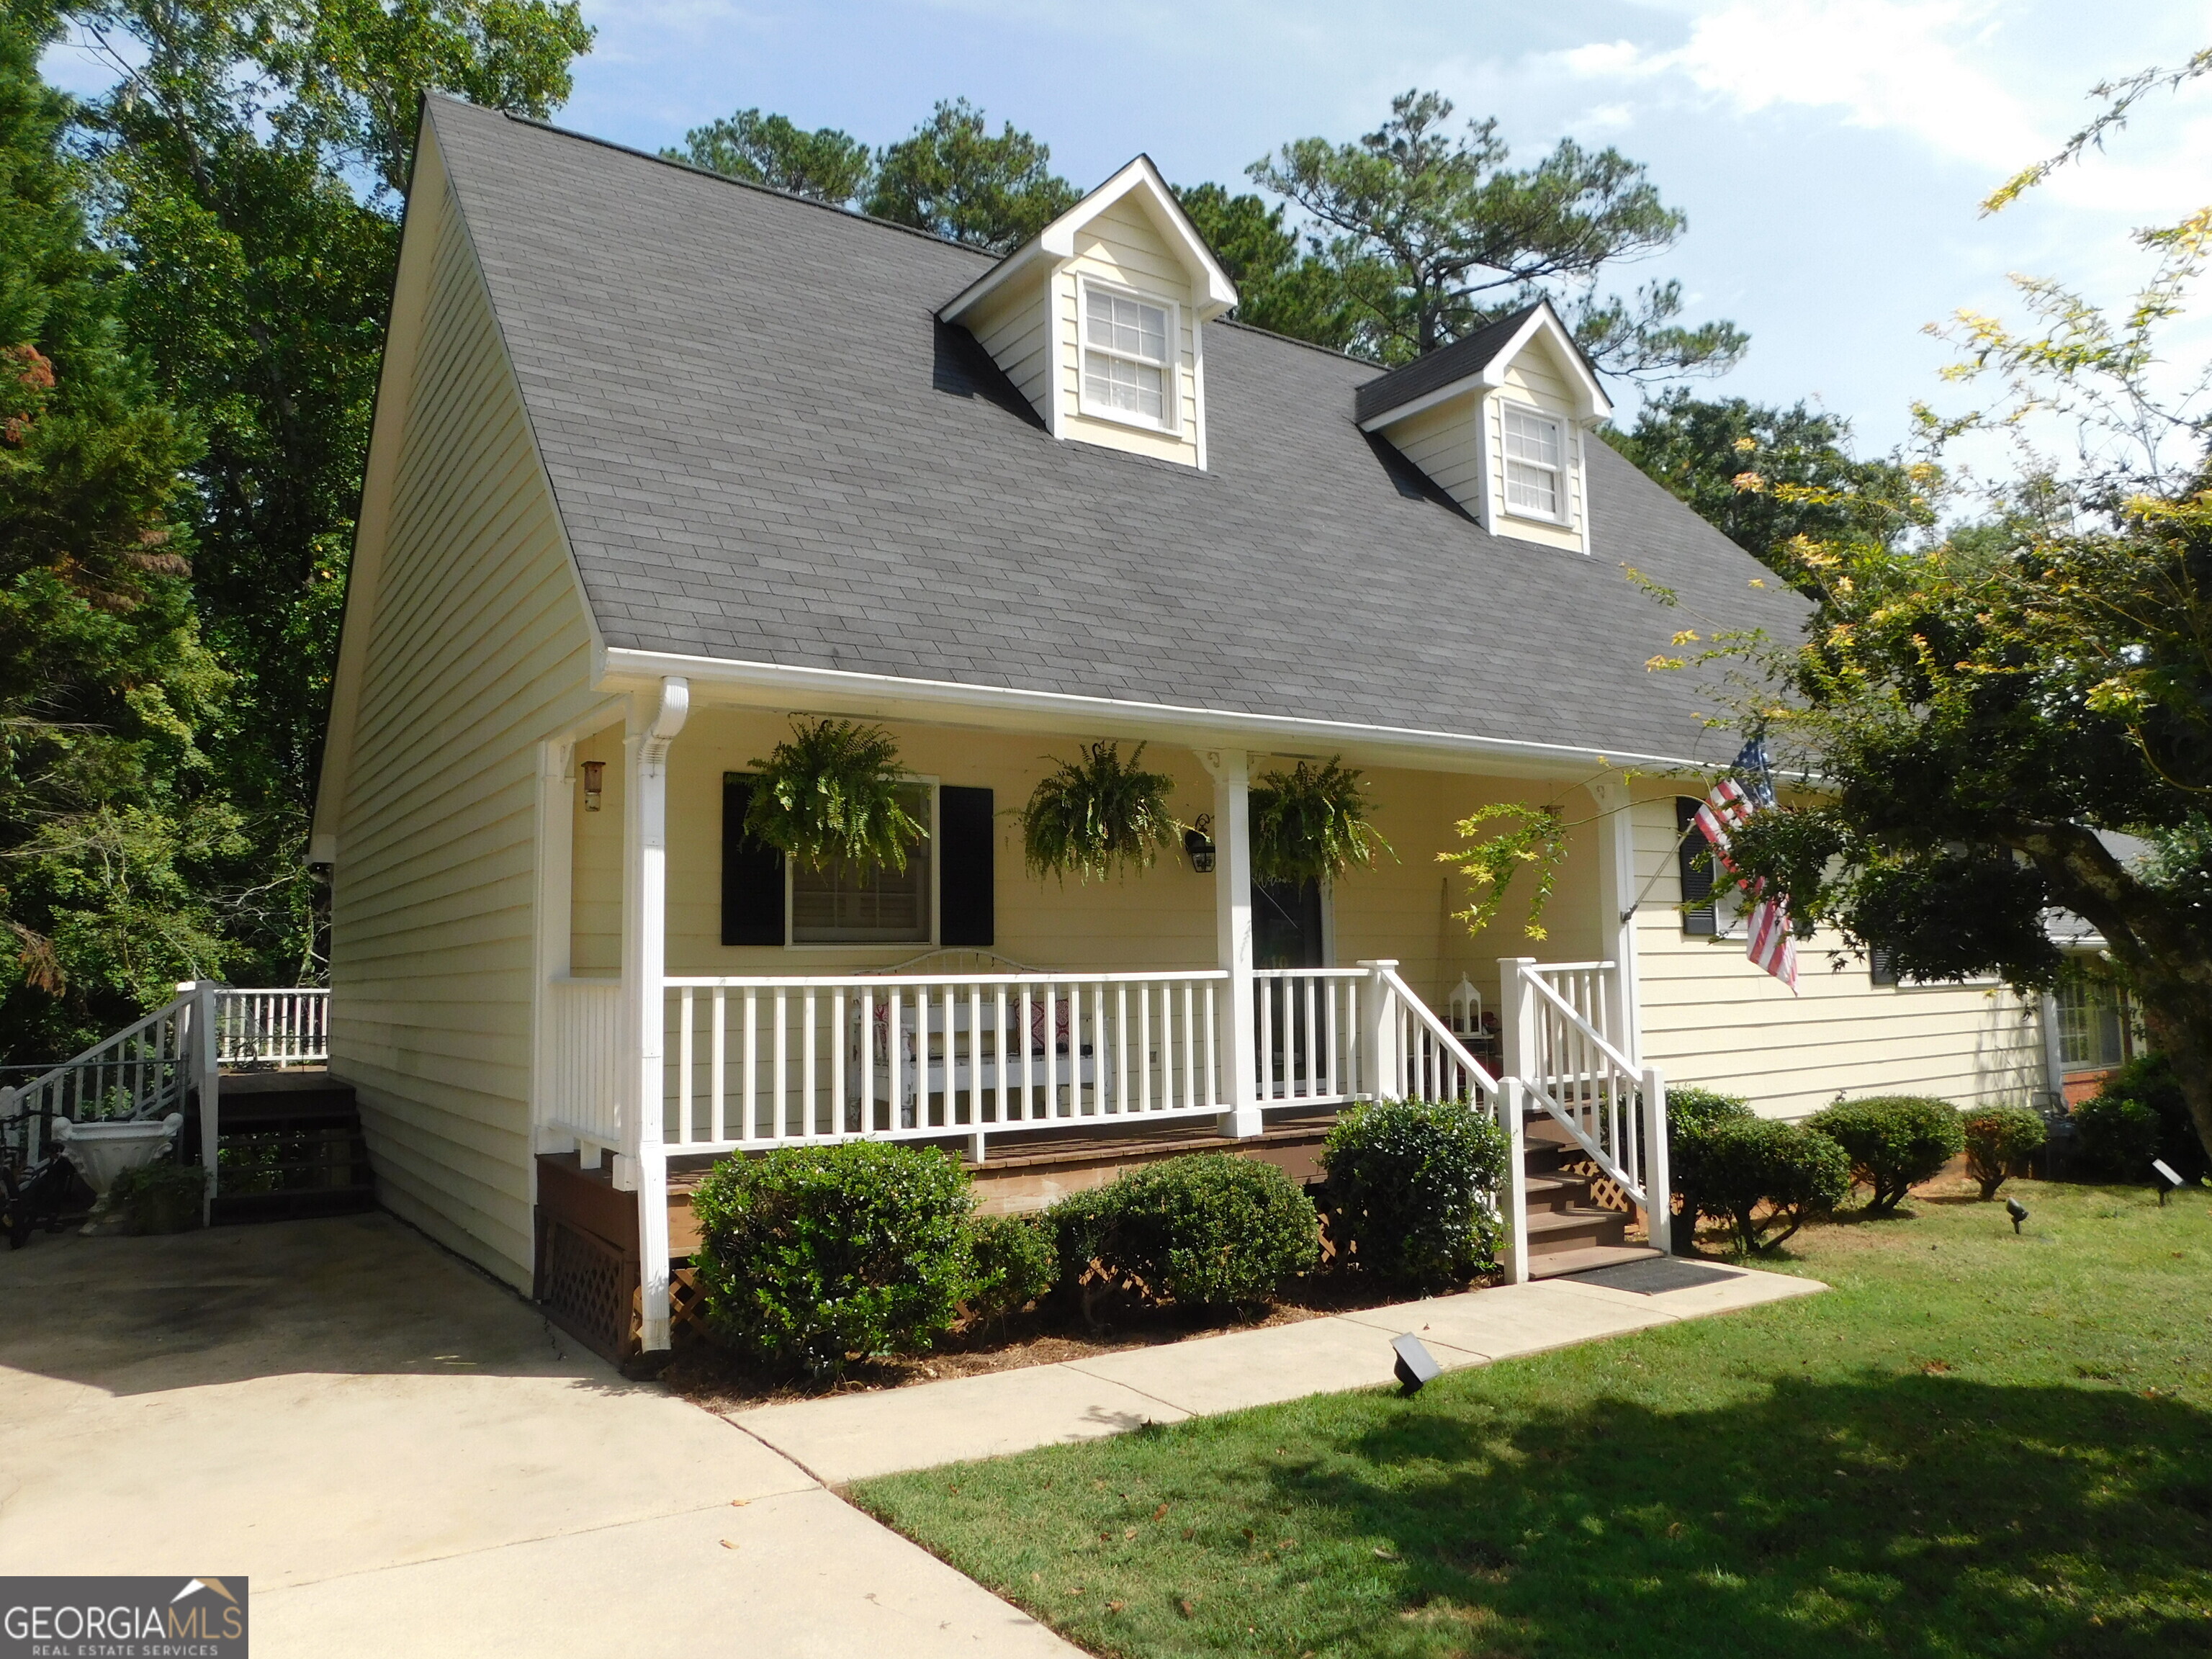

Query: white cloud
[1556,1,2048,171]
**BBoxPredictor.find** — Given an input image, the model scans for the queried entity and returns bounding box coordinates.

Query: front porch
[528,680,1676,1354]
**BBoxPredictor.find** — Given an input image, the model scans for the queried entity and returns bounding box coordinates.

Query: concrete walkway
[736,1260,1823,1483]
[0,1214,1076,1658]
[1,1214,1820,1655]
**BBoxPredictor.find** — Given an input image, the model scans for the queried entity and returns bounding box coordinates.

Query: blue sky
[43,1,2212,456]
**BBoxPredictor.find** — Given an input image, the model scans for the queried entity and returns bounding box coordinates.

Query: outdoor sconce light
[582,760,605,812]
[1184,814,1215,874]
[1392,1333,1441,1395]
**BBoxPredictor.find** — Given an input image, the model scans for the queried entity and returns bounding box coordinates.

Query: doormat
[1567,1257,1744,1295]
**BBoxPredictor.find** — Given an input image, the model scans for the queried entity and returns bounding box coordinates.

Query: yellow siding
[1627,791,2044,1118]
[608,721,1606,1022]
[964,274,1052,425]
[1058,195,1201,467]
[1387,393,1485,516]
[328,143,601,1288]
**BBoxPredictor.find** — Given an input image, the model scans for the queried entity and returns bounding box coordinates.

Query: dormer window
[1503,404,1564,521]
[1082,282,1172,428]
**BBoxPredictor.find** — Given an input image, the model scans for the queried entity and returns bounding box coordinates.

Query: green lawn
[853,1180,2212,1658]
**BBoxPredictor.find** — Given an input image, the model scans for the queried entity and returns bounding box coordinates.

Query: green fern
[1021,742,1182,884]
[745,719,926,873]
[1249,758,1391,885]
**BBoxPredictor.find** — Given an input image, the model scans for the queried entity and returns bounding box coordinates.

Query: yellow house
[311,97,2049,1356]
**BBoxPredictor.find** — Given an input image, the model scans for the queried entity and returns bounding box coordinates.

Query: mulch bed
[661,1267,1500,1414]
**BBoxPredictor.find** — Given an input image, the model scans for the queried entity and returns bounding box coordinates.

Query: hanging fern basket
[1249,757,1392,885]
[1020,741,1182,884]
[745,719,927,873]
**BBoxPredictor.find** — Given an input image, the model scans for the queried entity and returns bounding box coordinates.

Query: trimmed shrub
[2072,1092,2164,1182]
[1318,1098,1509,1287]
[1049,1153,1319,1311]
[691,1141,974,1377]
[1962,1105,2048,1200]
[108,1160,206,1234]
[1807,1095,1964,1214]
[1698,1118,1852,1254]
[2076,1053,2206,1182]
[966,1213,1056,1326]
[1665,1087,1755,1252]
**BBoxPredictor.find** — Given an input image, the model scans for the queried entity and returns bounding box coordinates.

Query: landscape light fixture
[2005,1197,2028,1233]
[2153,1159,2185,1205]
[582,760,605,812]
[1184,814,1215,874]
[1392,1333,1441,1395]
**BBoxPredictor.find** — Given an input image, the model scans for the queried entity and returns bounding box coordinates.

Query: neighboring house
[312,97,2051,1354]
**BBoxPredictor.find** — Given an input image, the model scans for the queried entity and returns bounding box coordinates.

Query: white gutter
[596,645,1717,781]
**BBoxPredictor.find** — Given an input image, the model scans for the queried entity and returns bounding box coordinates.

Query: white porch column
[1588,778,1643,1066]
[620,678,688,1352]
[1497,956,1537,1284]
[1202,748,1261,1138]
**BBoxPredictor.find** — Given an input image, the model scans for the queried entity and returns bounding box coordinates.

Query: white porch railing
[543,977,624,1160]
[1254,968,1364,1105]
[1501,956,1670,1254]
[662,971,1231,1158]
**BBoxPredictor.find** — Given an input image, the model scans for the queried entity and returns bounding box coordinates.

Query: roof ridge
[441,96,1001,263]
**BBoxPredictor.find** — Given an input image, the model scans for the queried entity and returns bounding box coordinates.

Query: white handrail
[1,992,195,1168]
[1521,971,1639,1079]
[1379,966,1501,1107]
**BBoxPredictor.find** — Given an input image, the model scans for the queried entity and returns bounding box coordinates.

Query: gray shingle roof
[426,97,1802,767]
[1352,305,1539,426]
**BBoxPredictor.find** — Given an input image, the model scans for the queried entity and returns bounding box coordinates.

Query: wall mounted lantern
[1184,814,1215,874]
[582,759,606,812]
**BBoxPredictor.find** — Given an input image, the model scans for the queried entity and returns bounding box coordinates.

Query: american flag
[1692,738,1799,993]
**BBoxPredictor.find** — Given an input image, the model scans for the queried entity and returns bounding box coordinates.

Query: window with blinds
[2056,972,2128,1070]
[1082,284,1171,426]
[788,783,933,943]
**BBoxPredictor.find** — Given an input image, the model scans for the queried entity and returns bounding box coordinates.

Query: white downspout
[620,678,688,1353]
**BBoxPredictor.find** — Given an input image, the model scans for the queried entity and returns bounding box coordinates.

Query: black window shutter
[721,774,785,946]
[1676,796,1719,937]
[938,786,994,948]
[1869,945,1898,986]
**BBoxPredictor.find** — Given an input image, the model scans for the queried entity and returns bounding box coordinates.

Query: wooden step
[1526,1204,1630,1246]
[202,1072,376,1224]
[1528,1244,1665,1280]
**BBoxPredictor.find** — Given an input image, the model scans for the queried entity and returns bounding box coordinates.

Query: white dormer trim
[940,155,1238,327]
[1354,300,1611,433]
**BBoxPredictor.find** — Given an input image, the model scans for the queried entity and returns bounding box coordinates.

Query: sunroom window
[1083,286,1170,426]
[1503,405,1565,519]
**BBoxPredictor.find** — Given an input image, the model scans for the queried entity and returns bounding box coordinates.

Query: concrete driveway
[0,1213,1074,1658]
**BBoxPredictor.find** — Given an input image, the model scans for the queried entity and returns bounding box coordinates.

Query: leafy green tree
[1605,390,1934,563]
[866,98,1078,253]
[663,108,873,204]
[0,9,240,1062]
[57,0,593,989]
[1250,90,1745,373]
[1172,182,1357,349]
[1688,53,2212,1164]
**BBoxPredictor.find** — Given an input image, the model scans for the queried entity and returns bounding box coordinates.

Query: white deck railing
[0,984,331,1199]
[1373,963,1501,1114]
[213,987,329,1068]
[662,971,1232,1157]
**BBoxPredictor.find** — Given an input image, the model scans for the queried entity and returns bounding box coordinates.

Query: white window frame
[784,778,940,950]
[1075,274,1180,435]
[1499,399,1571,526]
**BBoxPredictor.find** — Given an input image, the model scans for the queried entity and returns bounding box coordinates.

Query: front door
[1254,880,1326,1091]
